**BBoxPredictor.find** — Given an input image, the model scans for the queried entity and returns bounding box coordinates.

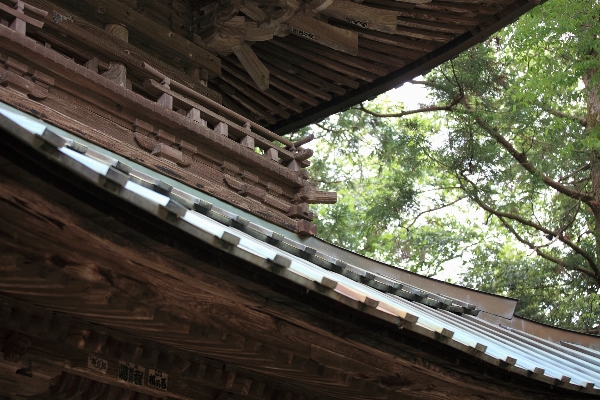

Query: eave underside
[4,0,539,134]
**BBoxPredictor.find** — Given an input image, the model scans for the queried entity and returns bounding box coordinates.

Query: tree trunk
[585,59,600,279]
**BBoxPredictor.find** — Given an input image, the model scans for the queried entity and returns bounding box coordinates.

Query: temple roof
[2,104,600,399]
[13,0,541,134]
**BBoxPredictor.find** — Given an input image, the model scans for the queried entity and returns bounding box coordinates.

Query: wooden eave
[2,0,543,134]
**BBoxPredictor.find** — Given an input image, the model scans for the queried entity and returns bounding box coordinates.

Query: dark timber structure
[2,0,600,400]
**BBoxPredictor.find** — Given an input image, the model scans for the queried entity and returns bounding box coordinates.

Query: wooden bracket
[233,43,270,91]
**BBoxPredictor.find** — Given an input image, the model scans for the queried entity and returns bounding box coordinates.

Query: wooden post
[9,1,25,35]
[157,77,173,109]
[187,108,201,122]
[214,122,228,136]
[102,24,128,87]
[265,148,278,161]
[240,136,255,149]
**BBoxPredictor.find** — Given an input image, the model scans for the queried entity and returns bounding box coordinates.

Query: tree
[306,0,600,330]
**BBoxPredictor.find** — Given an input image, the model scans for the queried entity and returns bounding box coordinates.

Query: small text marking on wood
[148,369,169,391]
[88,354,108,374]
[118,361,145,386]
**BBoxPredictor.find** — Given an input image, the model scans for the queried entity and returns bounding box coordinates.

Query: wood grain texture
[321,0,399,34]
[287,15,358,56]
[233,43,270,91]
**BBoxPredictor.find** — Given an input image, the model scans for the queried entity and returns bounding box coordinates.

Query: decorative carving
[3,332,31,362]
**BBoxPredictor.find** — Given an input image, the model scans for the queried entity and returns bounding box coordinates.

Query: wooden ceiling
[192,0,539,133]
[10,0,540,134]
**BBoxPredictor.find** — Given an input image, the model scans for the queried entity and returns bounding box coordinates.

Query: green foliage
[305,0,600,330]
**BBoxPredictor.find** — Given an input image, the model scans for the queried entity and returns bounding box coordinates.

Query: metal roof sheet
[2,106,600,395]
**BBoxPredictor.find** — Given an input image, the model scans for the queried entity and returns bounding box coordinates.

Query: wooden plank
[222,59,304,113]
[358,38,422,58]
[271,39,378,82]
[0,2,44,28]
[253,50,346,95]
[50,0,221,74]
[396,16,468,34]
[220,70,289,119]
[232,43,270,91]
[287,15,358,56]
[320,0,399,34]
[286,36,390,75]
[256,42,360,88]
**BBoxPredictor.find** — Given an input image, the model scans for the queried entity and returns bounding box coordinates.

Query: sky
[385,80,431,111]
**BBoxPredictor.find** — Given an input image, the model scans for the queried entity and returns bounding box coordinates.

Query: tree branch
[497,216,597,279]
[404,196,467,231]
[356,93,464,118]
[458,176,599,276]
[468,112,595,203]
[539,105,587,127]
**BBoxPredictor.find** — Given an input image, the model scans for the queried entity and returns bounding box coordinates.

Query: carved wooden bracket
[3,332,31,362]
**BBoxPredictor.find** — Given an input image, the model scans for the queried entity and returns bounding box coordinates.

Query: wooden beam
[232,43,270,91]
[0,2,44,28]
[257,42,361,88]
[287,15,358,56]
[396,16,466,33]
[49,0,221,74]
[358,38,422,58]
[253,50,346,95]
[216,78,278,124]
[24,0,221,101]
[320,0,399,34]
[394,25,454,41]
[417,1,504,15]
[357,47,406,68]
[272,39,378,81]
[245,57,332,101]
[286,36,390,75]
[222,59,304,113]
[220,70,289,119]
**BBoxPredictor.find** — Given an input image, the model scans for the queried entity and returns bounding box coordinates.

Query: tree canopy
[302,0,600,331]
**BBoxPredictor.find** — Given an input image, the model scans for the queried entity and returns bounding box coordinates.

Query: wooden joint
[157,92,174,110]
[296,220,317,236]
[265,147,278,161]
[240,135,255,149]
[287,203,313,220]
[214,121,229,136]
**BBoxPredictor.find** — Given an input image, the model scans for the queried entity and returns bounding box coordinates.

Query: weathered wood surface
[1,0,526,133]
[232,44,270,91]
[51,0,221,74]
[23,0,221,102]
[287,15,358,56]
[0,140,578,400]
[320,0,399,34]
